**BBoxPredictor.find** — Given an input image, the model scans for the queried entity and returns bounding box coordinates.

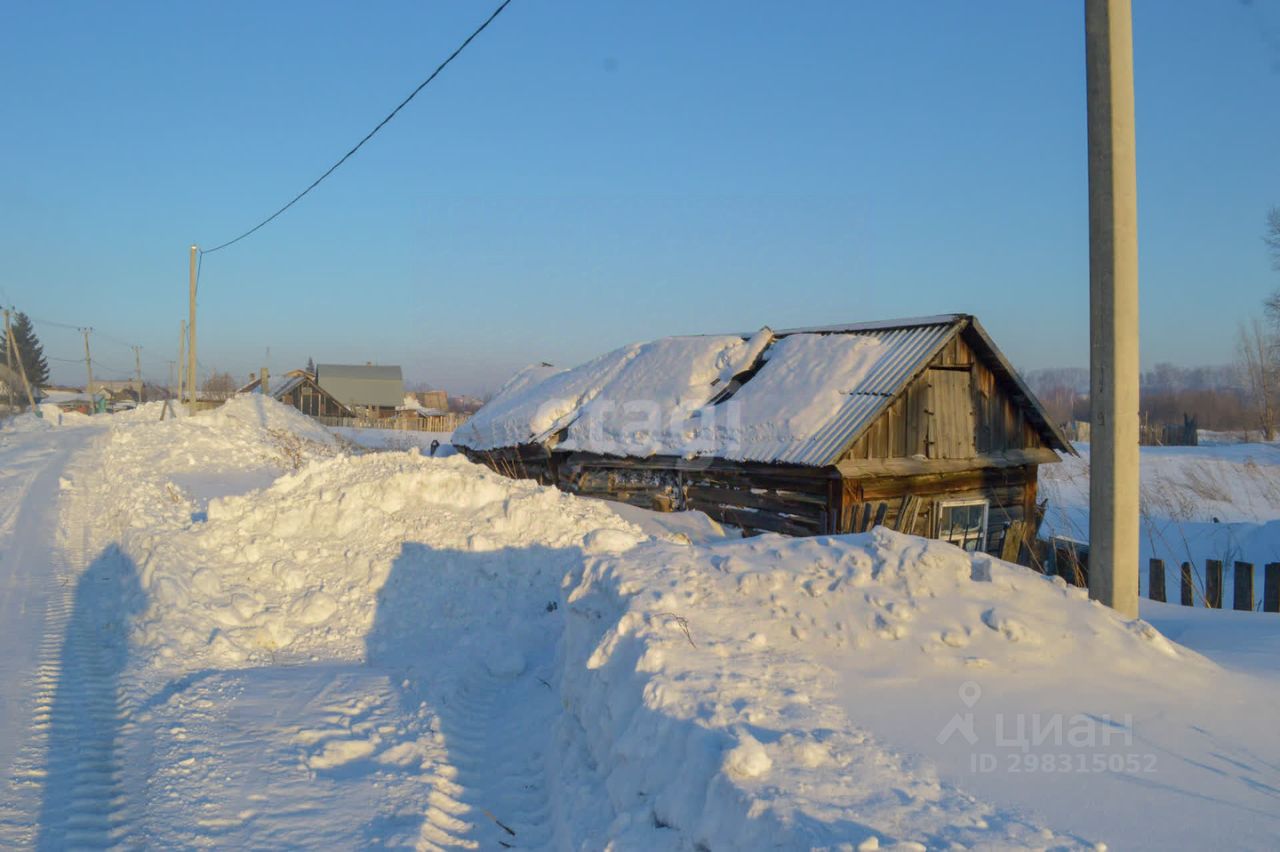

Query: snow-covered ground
[330,426,455,456]
[1,398,1278,849]
[1040,440,1280,605]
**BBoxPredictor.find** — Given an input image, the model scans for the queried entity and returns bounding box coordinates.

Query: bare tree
[1266,206,1280,271]
[1238,319,1278,441]
[202,369,237,395]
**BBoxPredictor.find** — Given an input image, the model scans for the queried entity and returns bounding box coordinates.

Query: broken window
[937,499,988,553]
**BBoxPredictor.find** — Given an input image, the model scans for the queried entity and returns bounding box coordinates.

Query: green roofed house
[315,364,405,418]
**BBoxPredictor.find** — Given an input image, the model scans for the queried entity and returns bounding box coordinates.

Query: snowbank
[555,528,1202,849]
[1,405,92,432]
[122,452,642,670]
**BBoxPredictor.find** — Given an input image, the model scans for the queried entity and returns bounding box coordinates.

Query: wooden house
[240,369,353,418]
[452,315,1075,559]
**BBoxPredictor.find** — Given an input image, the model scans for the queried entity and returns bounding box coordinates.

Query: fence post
[1148,558,1165,603]
[1180,562,1194,606]
[1265,563,1280,613]
[1234,561,1254,612]
[1205,559,1223,609]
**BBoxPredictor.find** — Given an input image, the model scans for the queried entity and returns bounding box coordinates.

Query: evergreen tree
[1,311,50,388]
[306,356,316,375]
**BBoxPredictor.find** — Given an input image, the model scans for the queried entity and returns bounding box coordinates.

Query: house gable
[836,322,1070,467]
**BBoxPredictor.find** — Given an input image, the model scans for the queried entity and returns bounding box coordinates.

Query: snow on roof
[454,316,978,465]
[559,334,764,456]
[270,374,307,398]
[453,345,642,451]
[707,331,928,465]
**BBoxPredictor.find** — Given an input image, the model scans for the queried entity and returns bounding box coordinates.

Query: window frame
[935,498,990,553]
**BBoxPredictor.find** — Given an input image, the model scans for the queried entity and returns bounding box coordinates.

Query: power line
[201,0,514,255]
[25,315,82,332]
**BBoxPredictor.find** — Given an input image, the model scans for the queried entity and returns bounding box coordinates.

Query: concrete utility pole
[4,309,13,413]
[177,320,186,411]
[81,327,95,413]
[133,345,144,404]
[188,245,198,407]
[1085,0,1140,618]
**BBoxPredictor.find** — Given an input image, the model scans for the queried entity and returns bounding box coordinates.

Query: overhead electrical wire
[200,0,514,256]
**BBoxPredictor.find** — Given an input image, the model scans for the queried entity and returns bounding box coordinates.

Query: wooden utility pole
[81,327,95,413]
[133,345,144,404]
[260,365,269,397]
[188,245,198,407]
[4,310,38,412]
[177,320,186,412]
[1085,0,1140,617]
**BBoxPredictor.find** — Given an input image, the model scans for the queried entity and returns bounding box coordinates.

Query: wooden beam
[836,447,1060,479]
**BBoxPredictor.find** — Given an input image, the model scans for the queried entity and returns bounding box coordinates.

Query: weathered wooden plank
[685,485,826,513]
[709,505,821,537]
[1206,560,1223,609]
[837,448,1060,479]
[1265,563,1280,613]
[1148,558,1166,603]
[1000,520,1026,563]
[1234,561,1254,611]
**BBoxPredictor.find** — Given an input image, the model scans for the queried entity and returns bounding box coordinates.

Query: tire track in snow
[0,432,137,849]
[417,664,558,851]
[0,583,73,846]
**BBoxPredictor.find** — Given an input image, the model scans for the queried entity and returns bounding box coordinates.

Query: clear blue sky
[1,1,1277,393]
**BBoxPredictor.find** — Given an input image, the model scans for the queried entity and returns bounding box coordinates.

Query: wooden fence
[316,413,469,433]
[1039,538,1280,612]
[1146,557,1280,612]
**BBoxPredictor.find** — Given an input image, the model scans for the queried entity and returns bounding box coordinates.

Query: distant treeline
[1025,364,1252,431]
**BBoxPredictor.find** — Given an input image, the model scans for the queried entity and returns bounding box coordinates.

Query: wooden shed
[453,315,1075,560]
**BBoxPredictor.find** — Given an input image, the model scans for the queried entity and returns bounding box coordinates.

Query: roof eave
[813,316,971,466]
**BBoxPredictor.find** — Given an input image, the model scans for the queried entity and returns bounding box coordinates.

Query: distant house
[454,314,1075,559]
[406,389,449,412]
[316,364,404,418]
[240,369,353,419]
[393,391,470,432]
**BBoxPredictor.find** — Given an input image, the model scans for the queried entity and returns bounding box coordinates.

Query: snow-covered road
[0,424,109,846]
[0,404,582,849]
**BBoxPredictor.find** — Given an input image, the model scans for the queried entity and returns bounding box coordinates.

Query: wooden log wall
[838,464,1039,557]
[680,465,832,537]
[541,453,835,537]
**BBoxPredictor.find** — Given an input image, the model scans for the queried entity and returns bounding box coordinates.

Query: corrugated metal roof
[316,364,403,382]
[762,313,967,337]
[748,321,958,466]
[269,374,307,398]
[316,364,404,408]
[457,314,1070,466]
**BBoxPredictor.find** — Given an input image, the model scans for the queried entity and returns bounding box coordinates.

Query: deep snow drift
[3,397,1280,849]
